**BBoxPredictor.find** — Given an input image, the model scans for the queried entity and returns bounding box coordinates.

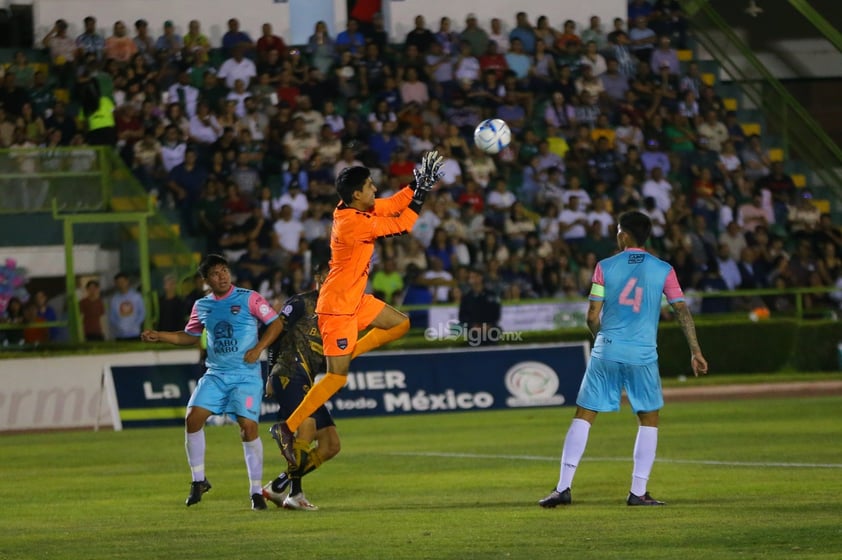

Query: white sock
[631,426,659,496]
[242,438,263,495]
[557,418,591,491]
[185,430,206,482]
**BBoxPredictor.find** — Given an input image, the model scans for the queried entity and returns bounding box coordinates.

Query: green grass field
[2,396,841,560]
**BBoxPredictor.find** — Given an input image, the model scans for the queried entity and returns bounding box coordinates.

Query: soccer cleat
[269,422,298,469]
[627,492,666,506]
[185,479,211,506]
[261,477,290,508]
[538,488,571,508]
[251,493,268,510]
[283,492,319,511]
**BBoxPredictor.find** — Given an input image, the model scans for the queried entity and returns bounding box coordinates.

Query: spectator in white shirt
[188,101,222,145]
[558,196,589,244]
[160,125,186,172]
[167,70,200,118]
[488,18,509,53]
[587,197,614,237]
[333,145,363,178]
[454,41,481,83]
[272,183,309,220]
[226,79,250,118]
[641,166,673,213]
[273,204,304,254]
[697,110,729,153]
[217,45,257,89]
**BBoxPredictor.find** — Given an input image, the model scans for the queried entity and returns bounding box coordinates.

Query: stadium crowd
[3,0,842,343]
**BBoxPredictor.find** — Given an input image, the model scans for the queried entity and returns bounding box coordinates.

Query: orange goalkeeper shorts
[318,294,386,356]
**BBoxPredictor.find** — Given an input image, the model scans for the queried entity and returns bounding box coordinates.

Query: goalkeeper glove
[414,150,444,192]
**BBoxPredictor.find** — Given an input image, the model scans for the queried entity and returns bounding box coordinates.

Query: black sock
[272,472,289,492]
[290,476,303,495]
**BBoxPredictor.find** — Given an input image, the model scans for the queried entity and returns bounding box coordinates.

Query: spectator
[109,272,146,341]
[273,203,304,255]
[558,196,589,246]
[697,109,729,152]
[188,101,222,146]
[42,19,76,86]
[167,148,207,233]
[105,20,137,64]
[459,267,501,345]
[461,13,490,58]
[757,161,796,222]
[628,16,656,62]
[218,45,257,90]
[555,18,581,49]
[581,15,609,51]
[307,21,336,76]
[372,258,406,305]
[76,16,105,60]
[155,20,184,63]
[183,19,211,64]
[221,18,254,57]
[649,35,679,75]
[580,40,607,76]
[488,18,510,53]
[22,301,49,345]
[740,135,771,181]
[132,19,156,65]
[274,180,309,220]
[78,279,106,341]
[157,274,185,331]
[404,15,436,55]
[716,242,742,291]
[337,18,366,58]
[509,11,536,54]
[256,23,287,64]
[719,221,748,261]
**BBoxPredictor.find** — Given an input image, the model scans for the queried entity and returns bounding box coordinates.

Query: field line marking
[386,451,842,469]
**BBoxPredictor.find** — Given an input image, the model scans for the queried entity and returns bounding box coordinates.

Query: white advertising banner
[0,350,199,432]
[426,301,588,340]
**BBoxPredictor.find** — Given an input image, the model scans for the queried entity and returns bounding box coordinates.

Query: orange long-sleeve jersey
[316,186,417,315]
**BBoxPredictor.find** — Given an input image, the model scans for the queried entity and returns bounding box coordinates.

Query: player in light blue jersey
[539,211,708,508]
[142,254,283,510]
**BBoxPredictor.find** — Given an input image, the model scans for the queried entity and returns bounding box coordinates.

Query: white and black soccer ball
[473,118,512,155]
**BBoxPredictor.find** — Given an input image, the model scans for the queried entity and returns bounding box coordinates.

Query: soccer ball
[473,118,512,154]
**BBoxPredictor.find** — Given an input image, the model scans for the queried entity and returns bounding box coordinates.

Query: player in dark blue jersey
[262,268,339,510]
[539,211,708,508]
[142,254,283,510]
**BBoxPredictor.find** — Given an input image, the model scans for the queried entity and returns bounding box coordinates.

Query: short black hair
[618,211,652,246]
[198,254,229,279]
[114,272,128,281]
[336,166,370,205]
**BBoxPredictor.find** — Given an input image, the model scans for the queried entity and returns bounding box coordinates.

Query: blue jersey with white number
[589,249,684,364]
[185,286,278,375]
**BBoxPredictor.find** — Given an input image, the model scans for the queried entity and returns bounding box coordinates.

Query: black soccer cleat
[185,479,212,506]
[538,488,572,508]
[269,422,298,469]
[251,492,268,511]
[626,492,666,506]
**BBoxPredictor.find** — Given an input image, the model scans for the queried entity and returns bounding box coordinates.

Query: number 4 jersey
[588,248,685,364]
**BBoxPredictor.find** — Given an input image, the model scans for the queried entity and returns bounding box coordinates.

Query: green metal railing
[788,0,842,54]
[0,146,201,341]
[685,0,842,204]
[0,146,111,213]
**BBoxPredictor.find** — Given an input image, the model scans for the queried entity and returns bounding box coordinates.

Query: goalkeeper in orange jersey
[270,151,444,468]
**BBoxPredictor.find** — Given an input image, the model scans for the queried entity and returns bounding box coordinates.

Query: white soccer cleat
[283,492,319,511]
[261,481,288,508]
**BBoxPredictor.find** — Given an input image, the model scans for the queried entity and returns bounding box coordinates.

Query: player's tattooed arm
[673,301,701,354]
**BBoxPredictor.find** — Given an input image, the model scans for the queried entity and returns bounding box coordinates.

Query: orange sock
[352,318,410,358]
[286,372,347,432]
